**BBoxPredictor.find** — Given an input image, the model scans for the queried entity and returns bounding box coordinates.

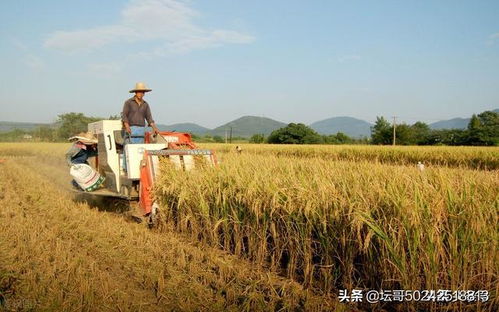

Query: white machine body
[88,120,123,191]
[125,144,167,179]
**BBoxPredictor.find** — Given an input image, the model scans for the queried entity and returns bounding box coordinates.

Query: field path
[0,158,337,311]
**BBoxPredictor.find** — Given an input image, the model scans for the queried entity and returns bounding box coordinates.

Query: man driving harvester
[122,82,160,170]
[122,82,160,142]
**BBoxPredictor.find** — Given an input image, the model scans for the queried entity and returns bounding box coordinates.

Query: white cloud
[148,30,255,56]
[45,26,130,52]
[44,0,254,54]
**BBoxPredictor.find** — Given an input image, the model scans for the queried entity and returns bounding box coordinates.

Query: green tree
[0,129,27,142]
[410,122,431,145]
[477,111,499,145]
[322,134,339,144]
[56,113,101,140]
[424,129,466,145]
[267,123,322,144]
[394,124,414,145]
[249,134,265,143]
[213,135,224,143]
[35,126,57,142]
[197,135,214,143]
[466,114,482,145]
[466,111,499,145]
[322,132,353,144]
[335,132,352,144]
[371,117,392,145]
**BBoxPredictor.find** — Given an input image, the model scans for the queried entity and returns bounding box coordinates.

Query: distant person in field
[121,82,160,144]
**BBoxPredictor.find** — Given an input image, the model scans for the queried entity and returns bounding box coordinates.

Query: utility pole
[392,116,397,146]
[229,127,233,144]
[225,128,227,144]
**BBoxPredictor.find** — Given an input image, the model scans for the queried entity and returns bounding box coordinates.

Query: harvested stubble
[155,151,498,310]
[0,144,337,311]
[201,143,499,170]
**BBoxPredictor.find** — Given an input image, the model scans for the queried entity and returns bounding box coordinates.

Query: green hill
[157,123,210,134]
[210,116,287,138]
[429,118,469,130]
[0,121,51,132]
[310,116,372,138]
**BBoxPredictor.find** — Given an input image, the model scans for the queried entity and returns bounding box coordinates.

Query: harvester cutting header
[67,82,217,227]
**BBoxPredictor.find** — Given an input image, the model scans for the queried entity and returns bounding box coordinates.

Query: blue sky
[1,0,498,127]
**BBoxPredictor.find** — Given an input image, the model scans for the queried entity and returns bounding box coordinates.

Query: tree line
[258,109,498,146]
[258,124,368,144]
[370,110,498,146]
[1,110,497,146]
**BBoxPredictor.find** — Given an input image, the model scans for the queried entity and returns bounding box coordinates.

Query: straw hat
[129,82,152,93]
[68,132,98,145]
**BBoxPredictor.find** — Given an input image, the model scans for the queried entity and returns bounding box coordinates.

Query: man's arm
[145,103,159,134]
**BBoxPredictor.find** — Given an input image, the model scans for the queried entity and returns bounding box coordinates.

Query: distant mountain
[310,116,372,138]
[0,121,51,132]
[429,118,469,130]
[157,122,210,134]
[210,116,287,137]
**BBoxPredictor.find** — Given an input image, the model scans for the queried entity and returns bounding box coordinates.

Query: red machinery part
[139,131,217,216]
[139,151,155,215]
[141,131,197,216]
[145,131,197,149]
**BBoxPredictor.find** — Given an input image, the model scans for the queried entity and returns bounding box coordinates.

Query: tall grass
[155,151,498,309]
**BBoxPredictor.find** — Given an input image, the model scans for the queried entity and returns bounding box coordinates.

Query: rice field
[154,143,498,311]
[0,142,497,311]
[204,143,499,170]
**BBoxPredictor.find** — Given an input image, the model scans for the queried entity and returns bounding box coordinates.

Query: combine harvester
[78,120,217,227]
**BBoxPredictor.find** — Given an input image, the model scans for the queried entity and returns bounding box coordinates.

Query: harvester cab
[82,120,217,226]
